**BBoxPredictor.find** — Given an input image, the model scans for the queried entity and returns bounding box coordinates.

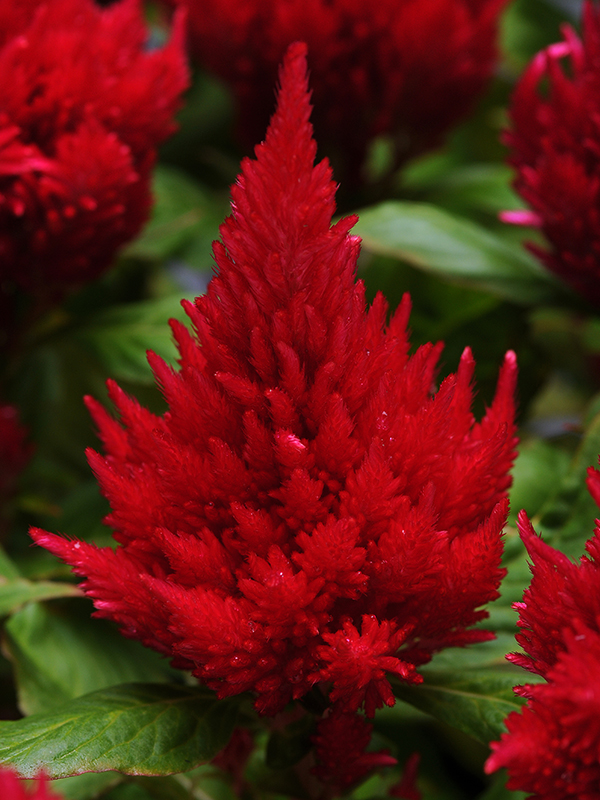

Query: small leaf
[0,683,239,778]
[0,579,80,617]
[75,296,189,384]
[392,668,530,744]
[354,201,560,304]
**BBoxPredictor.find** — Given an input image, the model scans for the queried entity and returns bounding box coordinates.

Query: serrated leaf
[4,600,180,715]
[353,201,560,304]
[0,683,239,778]
[392,668,528,744]
[0,579,80,617]
[74,295,189,384]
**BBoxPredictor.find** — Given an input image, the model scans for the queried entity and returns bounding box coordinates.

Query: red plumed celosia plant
[504,1,600,305]
[0,0,188,305]
[33,44,517,723]
[485,465,600,797]
[0,766,61,800]
[161,0,507,188]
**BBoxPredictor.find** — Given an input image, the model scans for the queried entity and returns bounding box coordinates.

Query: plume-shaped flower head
[33,43,517,720]
[160,0,507,189]
[486,465,600,797]
[504,1,600,304]
[0,0,188,305]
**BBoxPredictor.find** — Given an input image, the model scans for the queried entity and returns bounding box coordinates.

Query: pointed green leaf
[0,683,239,778]
[353,201,561,304]
[0,579,80,617]
[74,295,189,384]
[392,668,530,744]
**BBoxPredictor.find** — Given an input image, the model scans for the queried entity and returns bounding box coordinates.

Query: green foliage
[0,683,239,778]
[354,201,560,305]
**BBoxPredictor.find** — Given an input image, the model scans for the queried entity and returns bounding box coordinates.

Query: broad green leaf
[74,295,189,384]
[426,634,515,671]
[4,601,180,715]
[508,439,571,526]
[126,166,217,262]
[392,668,528,744]
[0,579,80,617]
[0,683,239,778]
[0,545,21,579]
[353,201,560,304]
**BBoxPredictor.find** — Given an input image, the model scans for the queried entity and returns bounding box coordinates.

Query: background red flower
[504,0,600,304]
[0,0,188,306]
[160,0,507,191]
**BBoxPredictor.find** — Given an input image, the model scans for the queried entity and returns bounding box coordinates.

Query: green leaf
[50,772,124,800]
[533,409,600,558]
[4,601,180,715]
[392,668,528,744]
[125,166,219,263]
[0,579,80,617]
[0,683,239,778]
[353,201,560,304]
[508,439,571,526]
[0,545,21,579]
[75,295,189,384]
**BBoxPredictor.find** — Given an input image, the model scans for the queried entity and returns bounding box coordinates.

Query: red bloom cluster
[504,1,600,304]
[161,0,507,187]
[33,44,517,722]
[485,465,600,797]
[0,0,188,304]
[0,767,60,800]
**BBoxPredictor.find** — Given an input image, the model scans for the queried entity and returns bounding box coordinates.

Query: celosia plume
[161,0,507,189]
[33,43,517,728]
[486,464,600,797]
[0,0,188,305]
[0,767,60,800]
[503,1,600,304]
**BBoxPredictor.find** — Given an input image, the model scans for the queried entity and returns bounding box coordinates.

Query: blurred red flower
[486,466,600,796]
[0,767,60,800]
[0,0,188,304]
[33,43,517,721]
[504,1,600,304]
[161,0,507,189]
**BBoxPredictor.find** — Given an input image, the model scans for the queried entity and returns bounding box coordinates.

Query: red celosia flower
[312,709,396,790]
[503,1,600,304]
[161,0,507,189]
[389,753,422,800]
[486,626,600,799]
[32,43,517,720]
[0,0,188,303]
[0,767,61,800]
[507,507,600,685]
[486,467,600,797]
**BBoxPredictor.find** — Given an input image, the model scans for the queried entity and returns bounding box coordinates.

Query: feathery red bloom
[504,1,600,304]
[0,0,188,303]
[487,626,600,799]
[33,43,517,719]
[161,0,507,188]
[486,468,600,797]
[507,507,600,683]
[0,767,61,800]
